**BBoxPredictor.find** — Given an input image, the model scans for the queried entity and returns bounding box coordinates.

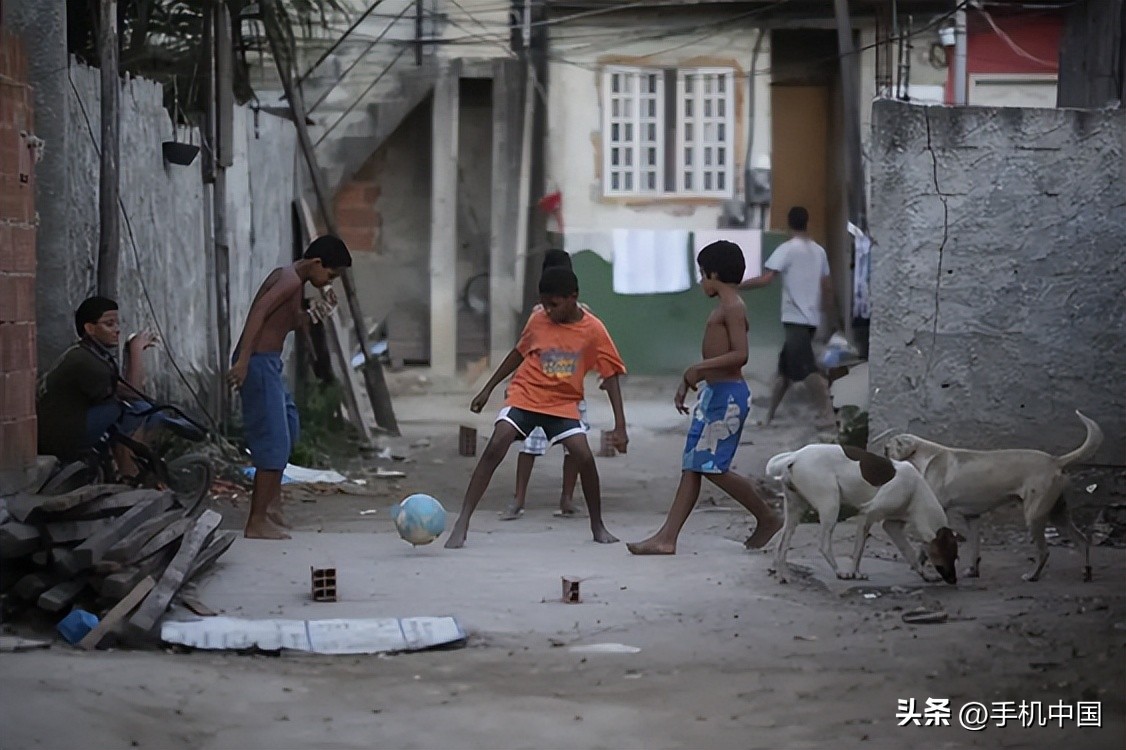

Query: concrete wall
[61,62,295,407]
[868,100,1125,465]
[0,30,38,483]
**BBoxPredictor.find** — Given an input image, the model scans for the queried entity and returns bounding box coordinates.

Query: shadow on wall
[570,231,788,379]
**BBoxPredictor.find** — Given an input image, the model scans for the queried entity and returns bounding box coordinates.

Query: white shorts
[520,401,589,456]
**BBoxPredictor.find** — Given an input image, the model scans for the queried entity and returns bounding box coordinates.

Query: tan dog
[766,444,961,585]
[885,411,1103,582]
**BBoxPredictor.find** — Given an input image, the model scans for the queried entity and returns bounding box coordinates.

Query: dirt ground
[2,377,1124,749]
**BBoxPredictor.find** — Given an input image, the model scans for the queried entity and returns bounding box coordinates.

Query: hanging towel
[564,229,614,263]
[611,229,692,295]
[852,233,872,320]
[691,230,762,283]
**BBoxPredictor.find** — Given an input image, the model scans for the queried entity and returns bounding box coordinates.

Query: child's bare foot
[499,503,524,521]
[626,537,675,555]
[743,514,783,549]
[244,517,291,540]
[592,526,619,544]
[267,506,291,529]
[444,526,468,549]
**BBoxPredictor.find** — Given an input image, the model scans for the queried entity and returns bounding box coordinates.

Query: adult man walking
[741,206,836,428]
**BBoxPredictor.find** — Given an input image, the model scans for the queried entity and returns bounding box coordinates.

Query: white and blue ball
[393,493,447,546]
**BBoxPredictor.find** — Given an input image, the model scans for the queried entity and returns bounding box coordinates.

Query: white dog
[884,411,1103,582]
[766,444,961,585]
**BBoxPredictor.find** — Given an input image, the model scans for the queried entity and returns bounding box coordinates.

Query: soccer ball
[393,493,447,546]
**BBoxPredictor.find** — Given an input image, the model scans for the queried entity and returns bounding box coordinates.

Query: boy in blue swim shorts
[628,240,782,555]
[228,235,353,539]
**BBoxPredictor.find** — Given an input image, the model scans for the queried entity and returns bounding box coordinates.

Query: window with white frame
[602,66,735,198]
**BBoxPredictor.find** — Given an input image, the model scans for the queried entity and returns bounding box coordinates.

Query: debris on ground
[0,484,235,648]
[902,608,949,625]
[1090,504,1126,548]
[243,464,348,485]
[160,615,466,655]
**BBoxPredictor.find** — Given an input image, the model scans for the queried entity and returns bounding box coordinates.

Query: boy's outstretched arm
[739,269,776,290]
[470,348,524,412]
[601,374,629,453]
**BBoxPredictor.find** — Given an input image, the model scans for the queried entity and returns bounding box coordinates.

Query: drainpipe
[953,6,968,105]
[743,28,766,226]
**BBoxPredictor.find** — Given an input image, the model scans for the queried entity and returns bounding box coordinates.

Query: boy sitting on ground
[628,240,782,555]
[445,267,628,548]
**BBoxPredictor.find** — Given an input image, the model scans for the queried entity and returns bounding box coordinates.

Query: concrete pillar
[3,0,71,370]
[429,61,459,378]
[488,59,523,368]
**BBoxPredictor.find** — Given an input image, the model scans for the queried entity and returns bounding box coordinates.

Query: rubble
[0,484,235,647]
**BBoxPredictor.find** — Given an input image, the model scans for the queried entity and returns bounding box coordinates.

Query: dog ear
[892,436,918,459]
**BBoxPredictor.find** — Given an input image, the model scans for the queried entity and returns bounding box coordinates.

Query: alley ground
[1,378,1124,749]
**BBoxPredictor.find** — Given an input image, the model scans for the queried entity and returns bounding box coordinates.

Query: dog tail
[1055,411,1104,468]
[765,451,796,479]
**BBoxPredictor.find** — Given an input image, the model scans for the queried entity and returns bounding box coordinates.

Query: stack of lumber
[0,484,234,647]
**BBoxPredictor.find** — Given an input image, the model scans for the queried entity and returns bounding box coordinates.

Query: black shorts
[497,406,586,445]
[778,324,819,382]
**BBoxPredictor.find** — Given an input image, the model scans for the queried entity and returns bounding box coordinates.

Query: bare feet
[626,537,675,555]
[267,505,291,529]
[244,516,291,540]
[499,504,524,521]
[592,526,619,544]
[444,526,468,549]
[743,514,783,549]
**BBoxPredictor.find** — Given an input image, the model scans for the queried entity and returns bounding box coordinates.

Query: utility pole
[953,6,968,106]
[260,0,400,436]
[513,0,548,314]
[832,0,865,230]
[207,0,235,427]
[97,0,120,298]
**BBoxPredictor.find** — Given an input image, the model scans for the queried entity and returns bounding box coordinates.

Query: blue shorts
[682,381,751,474]
[239,353,299,470]
[84,400,155,448]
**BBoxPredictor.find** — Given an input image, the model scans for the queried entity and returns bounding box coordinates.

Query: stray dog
[766,444,960,585]
[885,411,1103,582]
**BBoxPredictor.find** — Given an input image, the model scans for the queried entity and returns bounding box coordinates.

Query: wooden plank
[38,579,87,613]
[132,517,192,563]
[44,518,116,544]
[0,521,41,558]
[103,509,185,563]
[79,576,156,650]
[55,492,173,576]
[184,530,237,583]
[12,572,56,601]
[129,510,222,632]
[98,545,177,601]
[55,488,163,520]
[5,484,127,522]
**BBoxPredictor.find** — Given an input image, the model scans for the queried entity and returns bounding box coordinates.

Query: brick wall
[332,156,382,253]
[0,30,38,474]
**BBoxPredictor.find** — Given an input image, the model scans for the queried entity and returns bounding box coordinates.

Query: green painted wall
[572,232,788,378]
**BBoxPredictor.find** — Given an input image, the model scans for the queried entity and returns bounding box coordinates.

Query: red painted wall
[945,11,1063,103]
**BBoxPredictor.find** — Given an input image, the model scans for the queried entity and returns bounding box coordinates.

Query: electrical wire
[972,2,1057,68]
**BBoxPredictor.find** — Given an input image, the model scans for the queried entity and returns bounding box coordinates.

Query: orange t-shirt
[506,309,626,419]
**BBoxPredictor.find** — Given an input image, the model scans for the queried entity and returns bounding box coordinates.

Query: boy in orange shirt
[445,267,629,548]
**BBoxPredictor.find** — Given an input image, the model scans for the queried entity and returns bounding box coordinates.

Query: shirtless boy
[628,240,781,555]
[228,235,352,539]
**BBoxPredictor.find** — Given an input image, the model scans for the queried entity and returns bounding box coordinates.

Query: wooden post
[832,0,865,231]
[430,61,459,379]
[260,0,400,436]
[210,2,235,426]
[97,0,120,298]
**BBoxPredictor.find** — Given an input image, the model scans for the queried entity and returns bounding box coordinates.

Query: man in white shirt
[741,206,836,428]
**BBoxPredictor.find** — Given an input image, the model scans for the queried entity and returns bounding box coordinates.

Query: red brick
[0,274,33,323]
[0,415,36,469]
[0,369,35,419]
[0,322,35,372]
[7,225,35,273]
[0,173,33,223]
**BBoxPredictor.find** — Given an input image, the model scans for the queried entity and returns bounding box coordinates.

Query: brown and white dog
[884,411,1103,582]
[766,444,961,585]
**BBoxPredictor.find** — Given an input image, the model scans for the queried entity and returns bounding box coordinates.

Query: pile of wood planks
[0,484,235,647]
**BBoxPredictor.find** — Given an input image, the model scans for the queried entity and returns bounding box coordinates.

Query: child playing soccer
[503,249,589,521]
[445,267,628,548]
[627,240,782,555]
